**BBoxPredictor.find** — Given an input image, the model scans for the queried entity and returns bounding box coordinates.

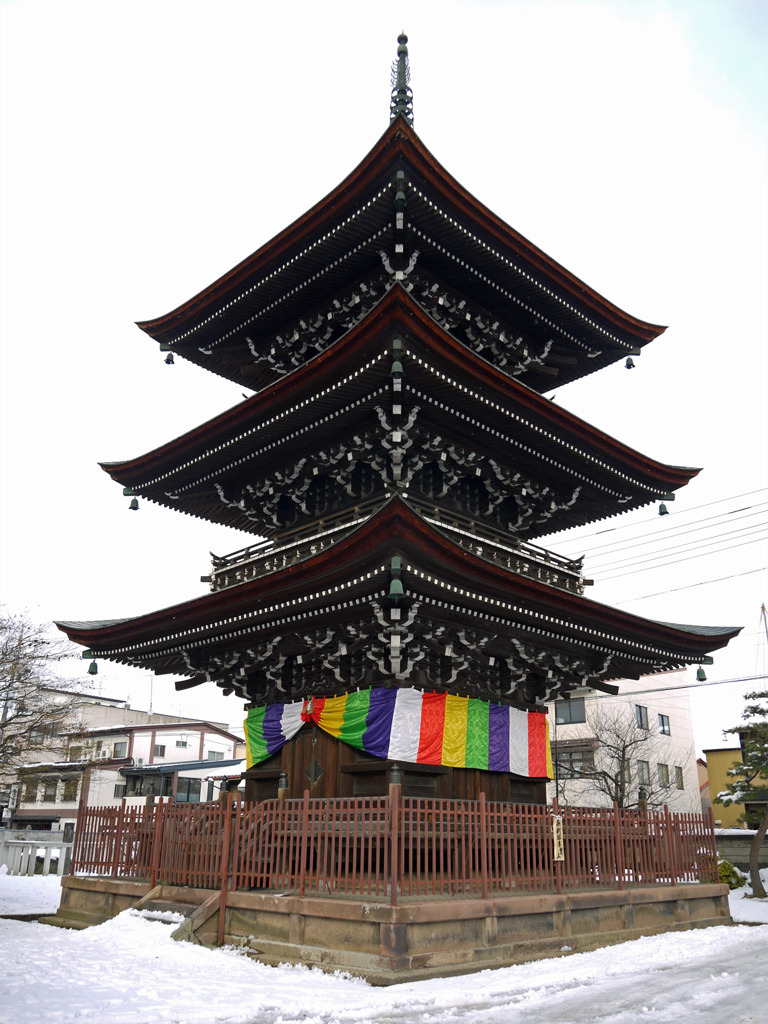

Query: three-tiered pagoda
[58,36,738,806]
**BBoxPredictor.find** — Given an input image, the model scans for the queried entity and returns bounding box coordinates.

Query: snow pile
[0,870,62,915]
[728,866,768,923]
[0,875,766,1024]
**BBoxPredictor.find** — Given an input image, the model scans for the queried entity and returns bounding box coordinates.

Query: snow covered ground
[0,870,766,1024]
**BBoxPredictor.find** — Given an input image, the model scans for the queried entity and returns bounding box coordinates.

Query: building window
[126,774,169,797]
[554,698,586,725]
[658,763,670,788]
[175,740,188,748]
[635,705,649,730]
[658,714,671,736]
[206,751,224,761]
[175,778,202,803]
[62,779,79,802]
[69,746,82,761]
[43,780,58,801]
[22,781,38,802]
[153,744,166,758]
[637,760,651,786]
[29,724,54,743]
[556,748,595,774]
[675,766,684,790]
[114,784,127,799]
[113,742,127,758]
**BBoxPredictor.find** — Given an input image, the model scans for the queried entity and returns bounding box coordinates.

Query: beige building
[547,670,700,812]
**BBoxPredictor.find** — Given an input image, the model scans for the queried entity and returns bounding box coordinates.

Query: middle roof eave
[103,287,698,502]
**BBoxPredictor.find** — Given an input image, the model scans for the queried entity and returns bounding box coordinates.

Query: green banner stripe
[244,705,269,765]
[465,698,490,769]
[338,689,372,749]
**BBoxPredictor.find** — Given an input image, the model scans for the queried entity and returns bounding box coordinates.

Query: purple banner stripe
[362,688,399,758]
[263,703,289,756]
[488,704,510,772]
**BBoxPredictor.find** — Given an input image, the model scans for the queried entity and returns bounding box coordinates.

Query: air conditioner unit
[99,751,108,759]
[137,758,144,766]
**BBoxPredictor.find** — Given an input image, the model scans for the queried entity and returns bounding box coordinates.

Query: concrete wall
[715,829,768,872]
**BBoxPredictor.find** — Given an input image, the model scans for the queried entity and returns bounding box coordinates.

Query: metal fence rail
[70,793,719,905]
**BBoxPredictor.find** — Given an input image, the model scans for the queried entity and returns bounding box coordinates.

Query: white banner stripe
[508,707,529,776]
[281,701,306,742]
[387,688,424,762]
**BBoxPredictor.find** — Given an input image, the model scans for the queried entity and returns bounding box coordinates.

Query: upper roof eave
[136,118,664,348]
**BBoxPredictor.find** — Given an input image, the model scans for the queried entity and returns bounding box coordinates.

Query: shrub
[718,859,746,890]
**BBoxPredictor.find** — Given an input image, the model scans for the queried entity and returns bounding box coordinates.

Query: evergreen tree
[715,688,768,899]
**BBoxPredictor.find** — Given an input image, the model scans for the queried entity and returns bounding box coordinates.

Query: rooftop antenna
[390,32,414,127]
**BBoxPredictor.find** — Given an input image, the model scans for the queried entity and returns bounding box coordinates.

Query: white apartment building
[547,670,701,813]
[7,693,243,832]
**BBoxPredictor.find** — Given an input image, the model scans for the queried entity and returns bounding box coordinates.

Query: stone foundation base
[47,877,733,985]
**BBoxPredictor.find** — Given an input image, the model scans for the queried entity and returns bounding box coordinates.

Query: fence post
[71,797,88,874]
[111,799,126,879]
[664,805,679,883]
[298,789,310,899]
[705,806,719,883]
[552,796,563,896]
[613,802,625,890]
[217,794,236,946]
[149,798,165,889]
[389,765,401,907]
[478,791,489,900]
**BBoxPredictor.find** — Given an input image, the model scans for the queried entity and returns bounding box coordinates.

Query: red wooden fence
[71,793,719,906]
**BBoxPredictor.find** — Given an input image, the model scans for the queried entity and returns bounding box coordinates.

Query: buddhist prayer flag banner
[244,688,552,779]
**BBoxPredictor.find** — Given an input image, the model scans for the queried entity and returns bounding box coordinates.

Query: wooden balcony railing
[205,497,588,595]
[71,792,718,906]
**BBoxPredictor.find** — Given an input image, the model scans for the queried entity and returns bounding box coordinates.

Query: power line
[550,488,768,551]
[595,535,768,582]
[588,523,768,574]
[619,566,767,603]
[583,673,767,702]
[568,505,768,560]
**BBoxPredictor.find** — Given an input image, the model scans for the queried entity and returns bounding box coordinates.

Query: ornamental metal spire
[389,32,414,127]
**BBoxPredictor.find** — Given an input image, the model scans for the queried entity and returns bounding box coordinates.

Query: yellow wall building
[706,740,768,830]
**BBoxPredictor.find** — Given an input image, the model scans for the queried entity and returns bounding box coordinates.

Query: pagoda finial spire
[389,32,414,127]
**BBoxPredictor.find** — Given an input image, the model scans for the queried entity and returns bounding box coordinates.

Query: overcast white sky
[1,0,766,745]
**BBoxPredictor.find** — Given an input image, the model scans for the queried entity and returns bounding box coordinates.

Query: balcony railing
[204,497,589,595]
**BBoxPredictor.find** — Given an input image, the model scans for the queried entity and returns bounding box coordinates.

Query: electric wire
[550,487,768,552]
[574,673,767,702]
[587,522,768,574]
[596,535,768,582]
[620,566,767,603]
[562,505,768,560]
[542,489,768,579]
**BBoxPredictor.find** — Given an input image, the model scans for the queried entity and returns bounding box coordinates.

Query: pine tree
[715,689,768,899]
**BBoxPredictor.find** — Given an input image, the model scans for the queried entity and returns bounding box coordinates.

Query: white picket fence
[0,832,73,876]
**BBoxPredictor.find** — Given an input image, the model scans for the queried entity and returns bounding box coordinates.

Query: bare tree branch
[0,612,91,787]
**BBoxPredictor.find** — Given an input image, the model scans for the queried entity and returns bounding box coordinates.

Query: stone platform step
[37,907,107,930]
[134,899,198,921]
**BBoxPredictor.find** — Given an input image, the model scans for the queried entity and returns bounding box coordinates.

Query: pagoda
[58,36,738,807]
